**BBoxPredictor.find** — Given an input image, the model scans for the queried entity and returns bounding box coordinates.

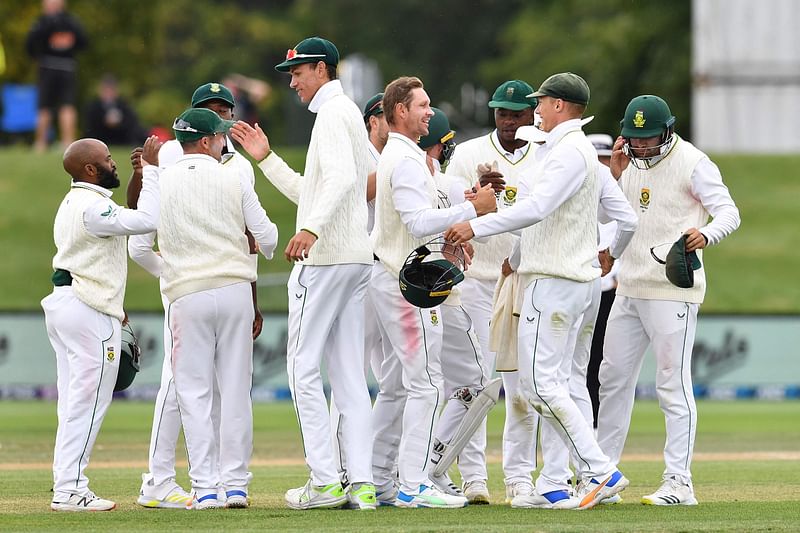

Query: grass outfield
[0,400,798,532]
[0,146,799,313]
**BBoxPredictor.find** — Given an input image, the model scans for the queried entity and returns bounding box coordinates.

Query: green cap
[275,36,339,72]
[529,72,590,106]
[191,82,235,108]
[620,95,676,138]
[172,108,235,142]
[363,92,384,121]
[488,80,536,111]
[418,107,455,149]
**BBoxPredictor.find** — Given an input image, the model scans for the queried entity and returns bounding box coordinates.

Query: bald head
[63,138,120,188]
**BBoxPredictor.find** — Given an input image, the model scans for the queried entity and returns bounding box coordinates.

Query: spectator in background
[84,74,147,146]
[222,73,271,125]
[25,0,88,152]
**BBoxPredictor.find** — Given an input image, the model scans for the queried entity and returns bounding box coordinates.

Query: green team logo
[100,205,114,217]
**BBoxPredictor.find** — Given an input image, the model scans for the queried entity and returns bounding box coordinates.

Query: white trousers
[370,262,443,493]
[168,282,253,495]
[518,278,614,480]
[431,304,489,484]
[287,263,373,486]
[42,287,120,498]
[536,278,601,493]
[462,277,539,486]
[330,265,385,485]
[147,295,222,487]
[597,296,699,483]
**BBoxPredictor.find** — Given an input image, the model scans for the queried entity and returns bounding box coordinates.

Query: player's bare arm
[127,146,144,208]
[230,121,271,161]
[610,135,629,180]
[683,227,708,252]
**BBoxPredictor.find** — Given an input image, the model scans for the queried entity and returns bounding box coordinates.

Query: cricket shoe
[224,489,249,508]
[345,482,377,510]
[51,491,116,512]
[376,484,399,507]
[641,476,698,506]
[505,480,534,504]
[137,473,192,509]
[512,489,579,509]
[190,493,222,510]
[575,470,629,510]
[429,473,464,497]
[463,480,490,505]
[396,484,468,508]
[285,480,347,510]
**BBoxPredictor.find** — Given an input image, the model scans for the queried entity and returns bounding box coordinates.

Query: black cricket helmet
[399,237,466,308]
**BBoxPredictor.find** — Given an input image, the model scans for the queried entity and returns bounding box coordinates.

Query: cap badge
[286,48,297,60]
[210,83,221,93]
[506,87,515,98]
[633,110,646,128]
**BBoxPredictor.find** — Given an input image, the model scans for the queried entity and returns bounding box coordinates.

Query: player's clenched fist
[444,221,474,245]
[477,160,506,192]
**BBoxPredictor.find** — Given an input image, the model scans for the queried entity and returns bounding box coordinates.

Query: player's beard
[98,166,120,189]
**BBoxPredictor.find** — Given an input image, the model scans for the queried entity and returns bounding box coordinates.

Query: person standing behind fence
[25,0,88,152]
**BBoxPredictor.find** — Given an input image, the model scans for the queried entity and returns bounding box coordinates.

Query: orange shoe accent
[579,476,610,509]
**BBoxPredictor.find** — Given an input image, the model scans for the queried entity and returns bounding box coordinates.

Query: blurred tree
[479,0,692,138]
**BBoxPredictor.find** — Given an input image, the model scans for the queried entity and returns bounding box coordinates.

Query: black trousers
[587,288,616,428]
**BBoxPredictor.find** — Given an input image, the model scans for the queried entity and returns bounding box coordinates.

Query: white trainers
[395,484,468,508]
[600,493,622,505]
[429,473,464,497]
[505,480,534,504]
[641,477,698,506]
[51,491,116,512]
[285,480,347,510]
[463,480,490,505]
[190,493,222,510]
[512,489,579,509]
[224,489,249,508]
[376,484,399,507]
[345,482,377,510]
[575,470,629,510]
[137,473,192,509]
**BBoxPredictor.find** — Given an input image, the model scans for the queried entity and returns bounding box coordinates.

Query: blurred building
[692,0,800,153]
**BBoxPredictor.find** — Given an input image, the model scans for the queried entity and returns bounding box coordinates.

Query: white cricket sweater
[372,134,439,277]
[257,81,372,266]
[616,136,728,304]
[52,185,128,321]
[518,129,600,283]
[158,154,255,301]
[446,132,538,280]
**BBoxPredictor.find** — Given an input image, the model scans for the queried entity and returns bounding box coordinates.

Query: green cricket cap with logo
[275,36,340,72]
[529,72,590,106]
[191,82,235,108]
[488,80,536,111]
[620,94,676,138]
[172,107,235,142]
[418,107,455,149]
[363,92,384,121]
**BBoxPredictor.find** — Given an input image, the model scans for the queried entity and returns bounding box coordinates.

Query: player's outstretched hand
[444,221,475,245]
[610,135,629,179]
[141,135,162,167]
[284,229,317,262]
[230,121,271,161]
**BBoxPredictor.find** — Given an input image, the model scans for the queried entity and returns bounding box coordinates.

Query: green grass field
[0,147,798,313]
[1,400,798,532]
